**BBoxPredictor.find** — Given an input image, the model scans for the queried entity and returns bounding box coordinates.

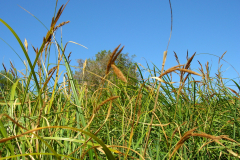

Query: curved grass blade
[59,43,86,128]
[0,126,116,160]
[0,19,43,107]
[0,120,15,159]
[0,37,24,64]
[43,137,119,153]
[232,79,240,92]
[9,79,21,117]
[0,153,78,160]
[0,114,60,159]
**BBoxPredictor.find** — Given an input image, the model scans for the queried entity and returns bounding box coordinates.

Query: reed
[0,0,240,160]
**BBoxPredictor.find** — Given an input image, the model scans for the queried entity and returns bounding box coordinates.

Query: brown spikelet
[82,59,87,77]
[192,77,195,82]
[180,52,196,81]
[111,45,125,64]
[159,67,202,78]
[43,37,46,44]
[9,61,17,77]
[205,61,209,71]
[173,51,180,65]
[111,64,127,83]
[2,63,7,73]
[162,51,168,72]
[220,51,227,59]
[10,60,15,71]
[43,66,57,91]
[32,45,38,53]
[47,66,58,75]
[67,52,72,62]
[10,68,15,78]
[44,42,50,56]
[63,42,69,54]
[219,64,223,71]
[170,128,240,159]
[219,51,227,64]
[54,21,70,31]
[183,73,190,84]
[45,33,53,44]
[106,44,121,75]
[205,61,209,81]
[185,52,196,70]
[33,47,41,67]
[198,60,204,76]
[53,1,69,28]
[42,1,69,46]
[53,5,64,27]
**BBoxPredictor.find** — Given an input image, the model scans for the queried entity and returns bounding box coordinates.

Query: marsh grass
[0,0,240,160]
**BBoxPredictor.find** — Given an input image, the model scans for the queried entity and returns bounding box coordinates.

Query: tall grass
[0,0,240,159]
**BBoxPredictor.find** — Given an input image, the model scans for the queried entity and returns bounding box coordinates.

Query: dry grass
[1,0,240,159]
[111,64,127,83]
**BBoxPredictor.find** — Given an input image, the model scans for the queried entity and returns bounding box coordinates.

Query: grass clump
[0,0,240,159]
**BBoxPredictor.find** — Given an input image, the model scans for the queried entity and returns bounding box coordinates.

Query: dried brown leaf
[159,68,202,78]
[169,127,198,159]
[94,96,119,113]
[227,87,239,96]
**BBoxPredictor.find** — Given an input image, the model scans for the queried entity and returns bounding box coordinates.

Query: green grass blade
[0,126,115,160]
[9,79,21,117]
[231,79,240,91]
[59,43,86,128]
[0,120,15,158]
[0,153,78,160]
[0,18,43,106]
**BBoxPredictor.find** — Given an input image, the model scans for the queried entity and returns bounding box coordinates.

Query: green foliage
[0,70,18,97]
[74,50,139,88]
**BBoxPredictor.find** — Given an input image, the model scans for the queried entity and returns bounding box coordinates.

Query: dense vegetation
[74,50,139,90]
[0,1,240,159]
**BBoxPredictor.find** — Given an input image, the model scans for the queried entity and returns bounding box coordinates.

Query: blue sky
[0,0,239,90]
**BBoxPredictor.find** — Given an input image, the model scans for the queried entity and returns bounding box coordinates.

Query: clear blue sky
[1,0,239,90]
